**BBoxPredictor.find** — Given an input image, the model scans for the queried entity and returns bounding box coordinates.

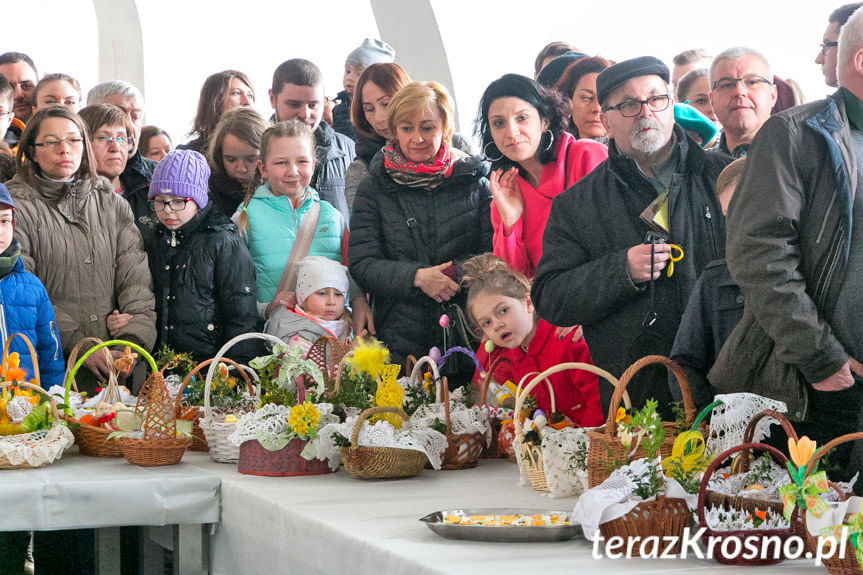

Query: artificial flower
[347,338,390,378]
[374,367,406,428]
[615,406,630,424]
[288,401,321,438]
[661,429,710,475]
[788,436,817,468]
[1,352,27,383]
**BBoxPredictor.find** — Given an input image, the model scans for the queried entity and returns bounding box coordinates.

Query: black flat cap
[596,56,670,106]
[537,51,587,88]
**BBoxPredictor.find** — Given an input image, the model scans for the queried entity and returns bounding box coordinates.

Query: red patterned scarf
[383,141,455,189]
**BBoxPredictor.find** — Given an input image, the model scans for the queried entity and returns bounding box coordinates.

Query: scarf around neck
[0,237,21,280]
[383,140,455,189]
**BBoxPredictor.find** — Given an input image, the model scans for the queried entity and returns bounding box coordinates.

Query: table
[183,455,829,575]
[0,448,221,574]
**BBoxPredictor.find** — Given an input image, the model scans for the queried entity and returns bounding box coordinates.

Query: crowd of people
[0,3,862,572]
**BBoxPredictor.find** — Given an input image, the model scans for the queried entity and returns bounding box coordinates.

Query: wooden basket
[599,495,691,555]
[199,333,280,463]
[62,337,126,457]
[340,406,428,479]
[175,357,256,452]
[0,334,74,469]
[514,362,622,492]
[802,433,863,575]
[587,355,695,488]
[697,442,796,565]
[411,355,485,470]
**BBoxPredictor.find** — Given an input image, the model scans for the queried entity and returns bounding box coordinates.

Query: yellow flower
[615,406,630,424]
[373,375,405,428]
[347,338,390,378]
[788,436,817,468]
[288,401,321,438]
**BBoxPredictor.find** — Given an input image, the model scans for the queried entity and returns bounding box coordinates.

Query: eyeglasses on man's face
[820,41,839,55]
[604,94,671,118]
[149,198,192,212]
[711,75,773,93]
[33,136,84,149]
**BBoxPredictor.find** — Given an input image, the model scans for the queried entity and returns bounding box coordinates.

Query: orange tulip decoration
[779,436,830,521]
[1,352,27,383]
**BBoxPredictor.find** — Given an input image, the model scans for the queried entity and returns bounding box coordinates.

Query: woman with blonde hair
[349,81,492,382]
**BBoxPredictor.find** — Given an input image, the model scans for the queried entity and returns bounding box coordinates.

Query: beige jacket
[7,173,156,360]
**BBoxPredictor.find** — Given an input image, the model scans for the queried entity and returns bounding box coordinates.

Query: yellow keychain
[666,244,684,277]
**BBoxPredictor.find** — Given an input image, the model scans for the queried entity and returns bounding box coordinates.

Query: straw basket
[802,433,863,575]
[0,334,74,469]
[62,337,134,457]
[587,355,695,488]
[599,495,692,555]
[411,355,486,470]
[697,442,797,566]
[514,362,622,492]
[340,406,428,479]
[200,333,281,463]
[175,357,256,452]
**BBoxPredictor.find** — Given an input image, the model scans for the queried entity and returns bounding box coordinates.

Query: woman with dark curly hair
[476,74,607,279]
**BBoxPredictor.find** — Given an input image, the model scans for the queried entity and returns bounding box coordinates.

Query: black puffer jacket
[349,151,493,368]
[120,150,157,247]
[147,204,259,364]
[208,171,247,218]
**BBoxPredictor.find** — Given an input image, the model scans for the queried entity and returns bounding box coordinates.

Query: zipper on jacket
[815,189,838,245]
[0,289,7,347]
[704,204,719,258]
[815,226,844,309]
[170,231,177,247]
[49,320,60,361]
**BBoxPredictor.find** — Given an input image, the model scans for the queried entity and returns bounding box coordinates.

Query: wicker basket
[62,337,131,457]
[802,433,863,575]
[599,495,692,555]
[477,356,512,459]
[200,333,282,463]
[587,355,696,488]
[175,357,256,452]
[514,362,622,492]
[410,355,486,470]
[340,406,428,479]
[305,336,346,392]
[697,442,797,565]
[0,334,74,469]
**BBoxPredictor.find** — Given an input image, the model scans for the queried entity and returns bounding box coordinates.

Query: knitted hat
[295,256,349,308]
[148,150,210,209]
[536,51,587,88]
[673,103,718,148]
[596,56,670,107]
[0,183,14,210]
[345,38,396,67]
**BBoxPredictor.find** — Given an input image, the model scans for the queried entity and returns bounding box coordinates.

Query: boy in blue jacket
[0,182,64,388]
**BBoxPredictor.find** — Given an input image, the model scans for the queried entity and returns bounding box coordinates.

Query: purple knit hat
[148,149,210,209]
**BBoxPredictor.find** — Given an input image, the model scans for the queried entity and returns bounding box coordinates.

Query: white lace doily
[227,402,338,447]
[703,504,790,531]
[411,402,491,445]
[0,423,74,468]
[539,427,590,499]
[316,416,448,471]
[706,393,787,456]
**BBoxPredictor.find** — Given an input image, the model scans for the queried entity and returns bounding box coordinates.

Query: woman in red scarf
[349,82,492,385]
[476,74,608,279]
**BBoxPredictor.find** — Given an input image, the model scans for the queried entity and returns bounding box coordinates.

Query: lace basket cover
[0,423,75,468]
[706,392,787,456]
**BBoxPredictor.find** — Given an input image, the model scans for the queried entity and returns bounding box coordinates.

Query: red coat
[475,319,604,427]
[491,132,607,278]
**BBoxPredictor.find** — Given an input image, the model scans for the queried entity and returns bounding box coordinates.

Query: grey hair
[672,48,711,67]
[86,80,144,107]
[839,6,863,73]
[709,47,772,85]
[676,68,709,101]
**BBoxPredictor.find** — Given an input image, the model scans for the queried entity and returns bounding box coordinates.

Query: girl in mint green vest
[236,120,374,335]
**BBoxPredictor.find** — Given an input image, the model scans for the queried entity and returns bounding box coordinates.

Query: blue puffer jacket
[0,257,64,388]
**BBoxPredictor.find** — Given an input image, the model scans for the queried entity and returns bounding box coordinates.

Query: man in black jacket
[532,57,728,417]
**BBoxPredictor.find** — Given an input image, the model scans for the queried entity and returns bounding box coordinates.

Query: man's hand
[626,243,671,284]
[265,291,297,318]
[811,359,863,391]
[414,261,459,303]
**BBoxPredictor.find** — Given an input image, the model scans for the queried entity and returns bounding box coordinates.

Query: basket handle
[513,362,623,442]
[349,405,411,449]
[202,332,282,419]
[2,332,41,387]
[63,340,157,416]
[696,441,792,536]
[409,355,442,400]
[404,354,417,376]
[733,409,799,473]
[0,379,62,420]
[605,355,694,440]
[478,355,512,405]
[63,337,115,395]
[175,357,255,414]
[804,432,863,478]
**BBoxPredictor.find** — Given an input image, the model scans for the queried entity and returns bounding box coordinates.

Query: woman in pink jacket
[476,74,607,279]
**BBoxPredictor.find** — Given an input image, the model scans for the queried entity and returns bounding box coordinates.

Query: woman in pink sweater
[476,74,607,278]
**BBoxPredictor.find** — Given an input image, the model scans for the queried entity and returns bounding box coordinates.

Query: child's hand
[265,291,297,318]
[107,310,133,337]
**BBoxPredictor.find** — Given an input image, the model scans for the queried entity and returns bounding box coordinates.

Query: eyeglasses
[33,136,84,149]
[94,135,128,145]
[711,75,772,92]
[149,198,192,212]
[604,94,671,118]
[820,41,839,55]
[0,110,11,118]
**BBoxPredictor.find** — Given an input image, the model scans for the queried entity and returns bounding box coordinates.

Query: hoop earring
[543,129,554,151]
[483,141,504,161]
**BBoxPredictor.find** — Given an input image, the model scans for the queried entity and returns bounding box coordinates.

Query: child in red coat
[464,254,603,427]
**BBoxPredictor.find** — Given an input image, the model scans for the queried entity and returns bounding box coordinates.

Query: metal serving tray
[419,508,580,542]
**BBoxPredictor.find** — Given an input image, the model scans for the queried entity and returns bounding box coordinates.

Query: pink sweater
[491,133,607,278]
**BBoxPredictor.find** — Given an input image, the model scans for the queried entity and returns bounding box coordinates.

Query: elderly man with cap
[532,56,730,416]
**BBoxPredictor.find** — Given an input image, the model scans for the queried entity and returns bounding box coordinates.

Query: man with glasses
[709,47,777,158]
[711,6,863,488]
[533,56,729,416]
[818,4,862,87]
